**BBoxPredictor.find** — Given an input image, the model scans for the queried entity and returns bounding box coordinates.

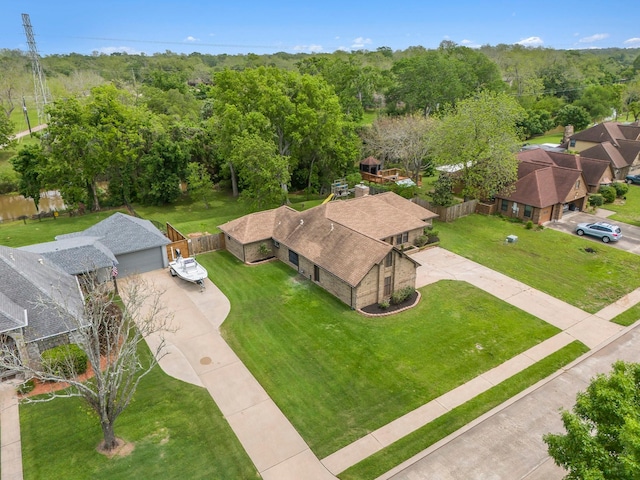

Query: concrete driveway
[545,209,640,255]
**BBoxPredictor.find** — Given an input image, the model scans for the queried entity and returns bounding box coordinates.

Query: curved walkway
[140,272,336,480]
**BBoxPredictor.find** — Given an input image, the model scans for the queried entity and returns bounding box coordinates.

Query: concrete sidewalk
[321,247,629,475]
[0,381,22,480]
[142,248,637,479]
[141,271,336,480]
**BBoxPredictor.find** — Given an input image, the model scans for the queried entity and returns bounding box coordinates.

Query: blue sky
[3,1,640,56]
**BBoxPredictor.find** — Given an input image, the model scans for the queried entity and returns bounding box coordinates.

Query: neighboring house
[20,236,118,283]
[493,149,591,224]
[0,246,85,376]
[219,192,438,310]
[565,122,640,179]
[55,212,170,277]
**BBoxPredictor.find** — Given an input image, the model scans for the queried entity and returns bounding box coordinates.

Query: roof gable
[56,212,169,255]
[20,237,117,275]
[581,142,628,169]
[0,246,84,342]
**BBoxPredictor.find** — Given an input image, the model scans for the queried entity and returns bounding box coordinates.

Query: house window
[524,204,532,218]
[575,180,580,189]
[383,276,392,296]
[289,250,299,266]
[385,251,393,267]
[396,232,408,244]
[314,265,320,282]
[273,240,280,248]
[570,139,576,147]
[501,199,508,212]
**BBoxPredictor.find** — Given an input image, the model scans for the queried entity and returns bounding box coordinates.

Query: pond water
[0,191,66,222]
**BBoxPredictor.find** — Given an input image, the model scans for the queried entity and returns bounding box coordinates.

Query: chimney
[354,183,370,198]
[563,125,574,145]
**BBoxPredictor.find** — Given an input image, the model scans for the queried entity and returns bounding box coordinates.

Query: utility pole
[21,13,52,127]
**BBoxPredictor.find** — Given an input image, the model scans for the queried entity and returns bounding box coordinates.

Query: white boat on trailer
[169,249,208,289]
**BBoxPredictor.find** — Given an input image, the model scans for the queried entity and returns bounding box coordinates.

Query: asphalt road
[545,209,640,255]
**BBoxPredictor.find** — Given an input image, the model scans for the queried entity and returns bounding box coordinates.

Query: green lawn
[339,341,589,480]
[435,214,640,313]
[20,360,258,479]
[0,191,325,248]
[611,303,640,327]
[203,251,560,458]
[602,184,640,227]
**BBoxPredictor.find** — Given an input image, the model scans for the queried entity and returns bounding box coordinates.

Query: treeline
[1,42,639,210]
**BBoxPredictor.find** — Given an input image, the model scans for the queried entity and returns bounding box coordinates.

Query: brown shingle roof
[618,124,640,141]
[360,156,381,166]
[499,151,584,208]
[570,122,624,147]
[219,192,436,287]
[581,142,629,169]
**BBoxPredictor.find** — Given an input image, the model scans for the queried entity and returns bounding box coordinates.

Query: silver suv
[575,222,622,243]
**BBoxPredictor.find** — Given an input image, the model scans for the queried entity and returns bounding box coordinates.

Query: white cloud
[293,44,324,53]
[579,33,609,43]
[351,37,372,49]
[623,37,640,47]
[98,46,142,55]
[460,39,481,49]
[184,36,199,42]
[516,36,544,47]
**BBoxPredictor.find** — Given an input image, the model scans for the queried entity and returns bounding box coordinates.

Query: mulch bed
[360,290,420,316]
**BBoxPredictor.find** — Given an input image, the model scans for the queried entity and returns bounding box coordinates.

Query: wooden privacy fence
[165,223,225,259]
[412,198,479,222]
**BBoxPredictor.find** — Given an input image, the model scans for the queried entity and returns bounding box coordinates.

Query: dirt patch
[187,232,210,238]
[21,356,108,398]
[97,437,135,458]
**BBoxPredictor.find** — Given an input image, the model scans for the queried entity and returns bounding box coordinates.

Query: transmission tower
[22,13,52,126]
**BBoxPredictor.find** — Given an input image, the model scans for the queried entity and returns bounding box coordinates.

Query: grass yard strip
[436,214,640,313]
[339,340,589,480]
[203,251,560,458]
[20,362,257,479]
[611,303,640,326]
[601,185,640,227]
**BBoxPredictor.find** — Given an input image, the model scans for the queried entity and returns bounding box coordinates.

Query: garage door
[116,248,165,277]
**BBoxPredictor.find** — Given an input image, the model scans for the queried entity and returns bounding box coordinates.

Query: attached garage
[116,247,167,276]
[56,212,170,278]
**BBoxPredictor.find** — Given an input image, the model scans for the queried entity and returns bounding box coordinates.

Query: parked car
[575,222,622,243]
[626,174,640,185]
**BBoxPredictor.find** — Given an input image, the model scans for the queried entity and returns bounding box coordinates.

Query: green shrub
[41,344,88,378]
[525,220,534,230]
[391,286,414,305]
[415,235,428,247]
[18,379,35,395]
[598,185,616,203]
[612,182,629,198]
[378,299,390,309]
[589,194,604,207]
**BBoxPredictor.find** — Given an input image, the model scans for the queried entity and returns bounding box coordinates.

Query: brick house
[219,192,438,310]
[565,122,640,180]
[492,149,602,224]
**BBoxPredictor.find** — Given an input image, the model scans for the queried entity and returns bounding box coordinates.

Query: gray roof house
[0,246,85,375]
[55,212,170,277]
[20,236,118,282]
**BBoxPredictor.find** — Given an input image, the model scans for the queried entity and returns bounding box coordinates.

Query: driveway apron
[138,270,336,480]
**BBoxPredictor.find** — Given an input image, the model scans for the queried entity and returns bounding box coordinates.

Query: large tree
[207,66,359,198]
[42,84,155,210]
[10,143,46,209]
[360,114,435,182]
[429,91,524,200]
[0,110,14,148]
[387,42,504,115]
[0,275,172,452]
[544,361,640,480]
